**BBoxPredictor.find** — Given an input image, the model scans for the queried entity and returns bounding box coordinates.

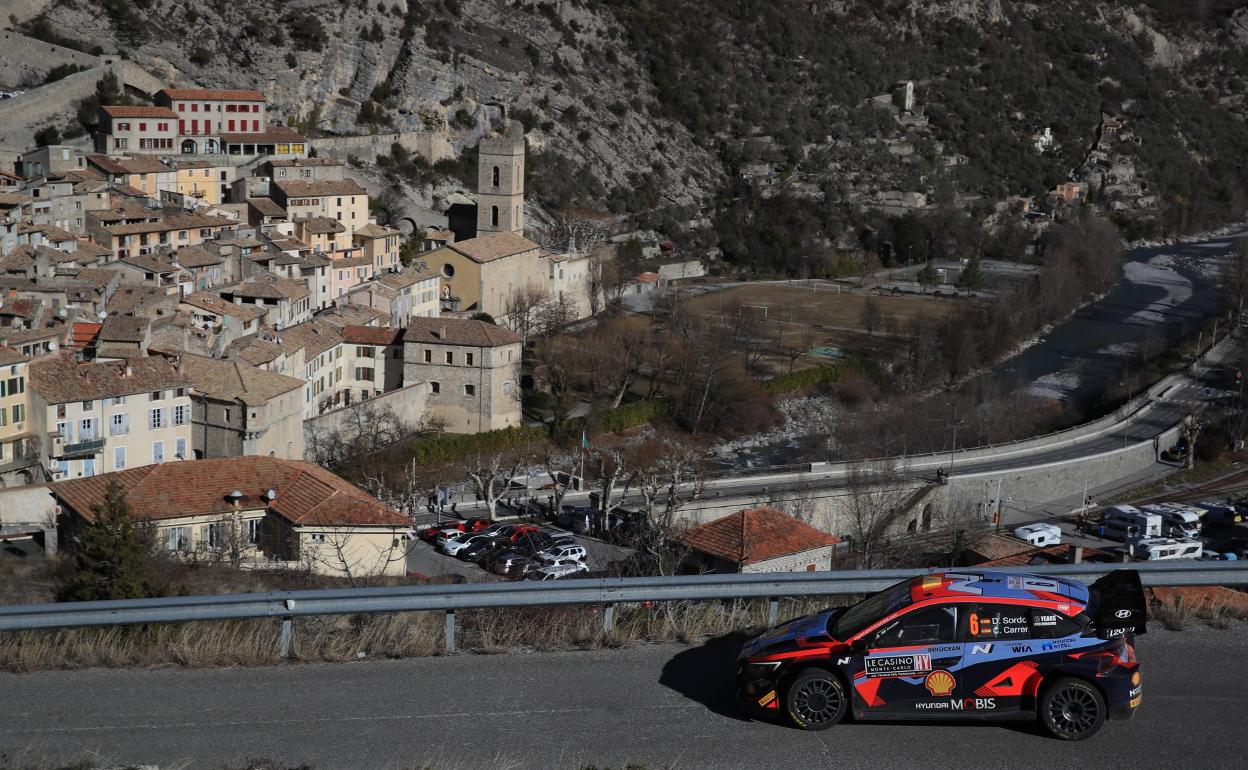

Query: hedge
[590,397,672,433]
[404,424,546,465]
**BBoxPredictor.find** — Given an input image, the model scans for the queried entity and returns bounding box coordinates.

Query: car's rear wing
[1088,569,1148,639]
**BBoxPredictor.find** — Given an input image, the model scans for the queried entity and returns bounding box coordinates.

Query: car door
[854,603,964,717]
[957,603,1037,715]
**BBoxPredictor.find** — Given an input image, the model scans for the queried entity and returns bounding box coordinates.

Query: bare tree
[585,250,606,315]
[372,184,405,227]
[504,285,552,347]
[630,438,705,573]
[860,296,883,335]
[591,447,633,520]
[542,209,612,255]
[842,460,925,569]
[465,451,525,521]
[304,402,409,467]
[541,448,577,516]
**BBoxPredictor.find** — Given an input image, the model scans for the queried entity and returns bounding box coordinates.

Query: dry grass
[0,596,857,673]
[1149,587,1248,631]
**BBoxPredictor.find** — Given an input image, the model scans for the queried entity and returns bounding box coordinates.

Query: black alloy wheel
[1039,677,1106,741]
[785,668,847,731]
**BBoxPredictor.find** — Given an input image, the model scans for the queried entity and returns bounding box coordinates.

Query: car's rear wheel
[1039,677,1106,741]
[784,668,847,731]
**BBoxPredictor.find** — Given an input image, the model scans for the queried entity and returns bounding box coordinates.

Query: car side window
[1028,608,1083,639]
[871,605,958,647]
[962,604,1031,640]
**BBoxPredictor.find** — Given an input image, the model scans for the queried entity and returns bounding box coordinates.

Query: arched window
[492,166,500,187]
[491,206,499,227]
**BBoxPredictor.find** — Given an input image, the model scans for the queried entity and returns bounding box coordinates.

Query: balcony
[60,438,104,459]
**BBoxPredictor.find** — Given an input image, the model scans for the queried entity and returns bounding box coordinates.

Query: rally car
[737,569,1146,740]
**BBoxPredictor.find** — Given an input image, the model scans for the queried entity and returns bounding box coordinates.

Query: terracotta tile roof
[316,304,388,328]
[975,544,1117,567]
[181,292,267,321]
[403,317,520,347]
[98,314,149,343]
[353,223,399,239]
[29,355,190,404]
[105,283,171,316]
[247,197,285,218]
[0,298,38,319]
[297,216,345,234]
[447,231,541,263]
[101,105,179,119]
[634,271,660,284]
[332,254,370,268]
[172,245,222,268]
[272,319,343,357]
[158,88,266,102]
[87,154,174,175]
[49,456,409,527]
[66,322,102,351]
[341,325,403,346]
[226,275,310,302]
[167,160,215,170]
[103,212,234,236]
[118,253,178,273]
[178,353,302,405]
[226,334,284,366]
[0,345,29,366]
[274,179,366,198]
[377,267,437,290]
[966,532,1037,563]
[675,505,839,566]
[32,225,77,242]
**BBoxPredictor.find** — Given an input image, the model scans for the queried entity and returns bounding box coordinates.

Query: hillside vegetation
[20,0,1248,267]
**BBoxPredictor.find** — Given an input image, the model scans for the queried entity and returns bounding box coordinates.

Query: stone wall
[309,130,455,165]
[0,483,58,553]
[302,382,428,457]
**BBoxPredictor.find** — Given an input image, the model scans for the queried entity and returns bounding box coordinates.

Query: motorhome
[1099,505,1162,542]
[1135,537,1203,561]
[1141,504,1202,539]
[1013,523,1062,548]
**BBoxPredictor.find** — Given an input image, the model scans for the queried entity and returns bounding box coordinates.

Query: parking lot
[405,514,634,582]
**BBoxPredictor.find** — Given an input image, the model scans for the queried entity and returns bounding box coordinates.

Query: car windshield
[831,578,916,639]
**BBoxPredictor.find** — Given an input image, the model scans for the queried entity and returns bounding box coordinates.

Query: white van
[1013,523,1061,548]
[1099,505,1162,541]
[1135,537,1203,561]
[1141,504,1201,539]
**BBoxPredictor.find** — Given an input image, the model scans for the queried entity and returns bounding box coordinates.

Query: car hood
[738,608,844,661]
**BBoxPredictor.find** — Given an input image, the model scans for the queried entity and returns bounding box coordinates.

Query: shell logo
[1131,672,1141,686]
[925,670,956,696]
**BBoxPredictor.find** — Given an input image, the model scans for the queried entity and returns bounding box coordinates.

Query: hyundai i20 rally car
[737,569,1146,740]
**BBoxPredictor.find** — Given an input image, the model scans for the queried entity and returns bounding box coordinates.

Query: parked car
[1195,501,1244,526]
[1200,549,1238,561]
[444,533,492,558]
[487,551,532,577]
[536,543,588,564]
[737,569,1146,740]
[436,527,473,551]
[525,561,590,580]
[502,524,543,542]
[461,537,509,564]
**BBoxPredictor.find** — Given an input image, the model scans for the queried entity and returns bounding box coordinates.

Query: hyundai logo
[1114,609,1132,619]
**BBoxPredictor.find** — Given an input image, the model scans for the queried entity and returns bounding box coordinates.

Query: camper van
[1013,522,1062,548]
[1135,537,1203,561]
[1099,505,1163,542]
[1141,504,1202,539]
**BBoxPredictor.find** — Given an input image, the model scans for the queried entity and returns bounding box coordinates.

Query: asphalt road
[1,625,1242,769]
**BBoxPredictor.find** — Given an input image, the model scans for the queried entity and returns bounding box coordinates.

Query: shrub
[591,398,671,433]
[403,425,546,465]
[189,47,213,65]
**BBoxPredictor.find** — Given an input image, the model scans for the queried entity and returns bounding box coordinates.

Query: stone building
[402,318,521,433]
[675,505,840,574]
[476,124,525,236]
[178,353,305,460]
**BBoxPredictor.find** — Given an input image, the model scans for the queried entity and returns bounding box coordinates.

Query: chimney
[124,364,133,377]
[1071,546,1083,564]
[438,325,446,339]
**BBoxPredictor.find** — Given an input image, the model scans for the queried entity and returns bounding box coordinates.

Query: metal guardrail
[1,561,1245,654]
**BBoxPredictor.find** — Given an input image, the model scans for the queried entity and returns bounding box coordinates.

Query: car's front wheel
[784,668,847,731]
[1039,677,1106,741]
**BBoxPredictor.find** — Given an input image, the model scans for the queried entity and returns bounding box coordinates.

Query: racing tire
[784,668,848,731]
[1038,677,1106,741]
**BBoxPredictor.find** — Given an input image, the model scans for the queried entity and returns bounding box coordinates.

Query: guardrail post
[445,609,456,653]
[603,603,615,635]
[767,599,779,626]
[279,617,293,659]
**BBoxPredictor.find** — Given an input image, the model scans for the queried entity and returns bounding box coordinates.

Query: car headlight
[746,661,782,675]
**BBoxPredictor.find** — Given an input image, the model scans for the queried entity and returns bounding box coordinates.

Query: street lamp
[946,401,963,476]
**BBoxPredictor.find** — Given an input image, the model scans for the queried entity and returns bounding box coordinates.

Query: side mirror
[849,638,867,655]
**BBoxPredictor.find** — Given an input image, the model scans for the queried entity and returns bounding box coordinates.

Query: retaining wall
[310,131,455,165]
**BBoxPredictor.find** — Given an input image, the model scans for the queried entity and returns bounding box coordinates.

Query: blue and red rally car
[737,569,1146,740]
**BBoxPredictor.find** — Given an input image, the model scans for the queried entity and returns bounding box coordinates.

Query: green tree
[916,263,940,293]
[56,479,166,603]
